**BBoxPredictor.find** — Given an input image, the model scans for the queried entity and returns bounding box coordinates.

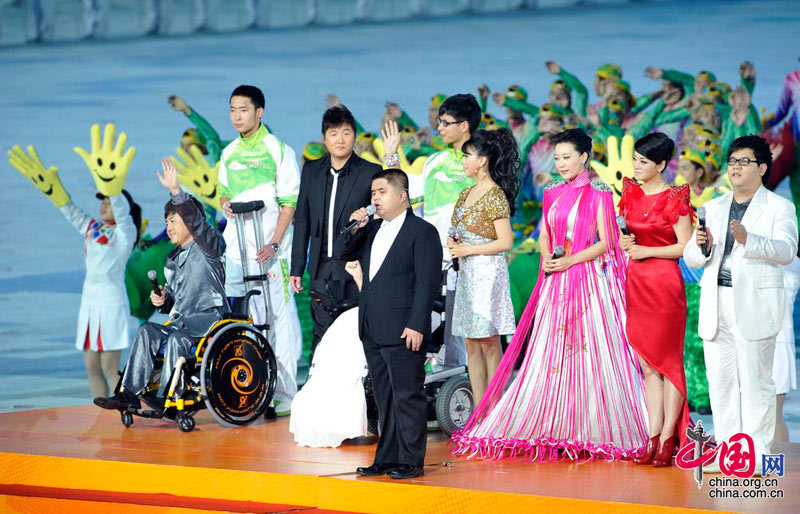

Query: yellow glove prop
[8,145,70,207]
[590,134,634,204]
[74,123,136,197]
[170,145,221,210]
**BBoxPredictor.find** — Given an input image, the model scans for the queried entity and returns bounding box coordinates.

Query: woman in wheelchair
[95,158,229,411]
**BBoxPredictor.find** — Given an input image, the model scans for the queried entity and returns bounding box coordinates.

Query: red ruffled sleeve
[659,184,695,226]
[617,177,643,217]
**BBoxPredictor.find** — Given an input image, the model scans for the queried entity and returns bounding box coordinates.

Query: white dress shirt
[369,210,407,281]
[327,168,340,258]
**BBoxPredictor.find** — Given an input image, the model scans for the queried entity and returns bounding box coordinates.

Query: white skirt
[289,308,368,447]
[75,298,130,351]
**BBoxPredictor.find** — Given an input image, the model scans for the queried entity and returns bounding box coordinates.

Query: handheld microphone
[448,227,461,272]
[697,207,710,257]
[545,245,565,277]
[341,205,376,234]
[147,270,161,296]
[616,215,630,236]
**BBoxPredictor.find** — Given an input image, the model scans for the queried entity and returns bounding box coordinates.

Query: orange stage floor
[0,405,796,514]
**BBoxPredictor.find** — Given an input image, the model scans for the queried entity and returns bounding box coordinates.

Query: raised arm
[765,71,798,128]
[108,193,137,250]
[159,157,224,258]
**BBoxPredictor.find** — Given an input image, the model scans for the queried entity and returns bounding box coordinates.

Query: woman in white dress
[61,190,139,398]
[290,261,369,447]
[8,128,140,400]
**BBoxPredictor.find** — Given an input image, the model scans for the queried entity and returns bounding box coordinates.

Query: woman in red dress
[619,133,694,467]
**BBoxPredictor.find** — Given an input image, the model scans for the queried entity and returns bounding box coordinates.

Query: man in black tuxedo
[290,106,381,350]
[337,168,442,480]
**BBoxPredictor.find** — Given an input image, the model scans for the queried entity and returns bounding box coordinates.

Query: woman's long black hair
[464,128,520,216]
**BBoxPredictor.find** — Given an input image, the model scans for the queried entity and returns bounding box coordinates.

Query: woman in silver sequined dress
[448,128,519,403]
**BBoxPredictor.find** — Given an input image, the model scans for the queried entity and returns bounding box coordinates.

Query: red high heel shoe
[652,436,677,468]
[633,434,660,465]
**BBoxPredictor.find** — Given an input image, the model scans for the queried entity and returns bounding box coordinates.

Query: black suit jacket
[291,153,381,280]
[335,209,443,348]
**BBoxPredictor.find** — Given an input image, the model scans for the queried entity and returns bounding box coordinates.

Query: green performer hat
[430,93,447,108]
[703,82,731,103]
[696,70,717,83]
[550,79,572,94]
[181,127,205,146]
[356,131,376,144]
[303,141,326,161]
[505,85,528,102]
[539,103,568,120]
[596,64,623,81]
[680,147,711,169]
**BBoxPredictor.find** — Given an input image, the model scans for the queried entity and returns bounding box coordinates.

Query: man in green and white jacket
[219,85,302,415]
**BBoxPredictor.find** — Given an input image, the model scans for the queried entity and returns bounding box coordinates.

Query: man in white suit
[684,135,798,475]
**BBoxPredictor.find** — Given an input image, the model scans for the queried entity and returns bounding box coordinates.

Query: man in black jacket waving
[337,168,442,480]
[290,106,380,350]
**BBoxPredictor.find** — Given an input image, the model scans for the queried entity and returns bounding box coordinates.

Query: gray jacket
[161,191,230,335]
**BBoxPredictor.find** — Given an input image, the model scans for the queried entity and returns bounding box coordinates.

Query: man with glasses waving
[684,135,798,475]
[381,94,482,370]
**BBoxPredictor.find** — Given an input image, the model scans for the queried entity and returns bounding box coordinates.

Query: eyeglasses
[438,118,463,127]
[727,157,759,167]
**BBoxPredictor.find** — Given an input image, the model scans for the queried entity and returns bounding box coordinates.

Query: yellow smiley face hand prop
[171,145,220,210]
[8,145,70,207]
[74,123,136,197]
[590,134,634,203]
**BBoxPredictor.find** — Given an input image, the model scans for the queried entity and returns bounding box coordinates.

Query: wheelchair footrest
[124,406,164,419]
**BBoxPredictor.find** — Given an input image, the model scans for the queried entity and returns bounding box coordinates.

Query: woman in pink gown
[451,128,647,462]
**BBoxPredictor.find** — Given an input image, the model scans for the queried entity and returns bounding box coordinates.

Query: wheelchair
[114,200,279,432]
[309,263,474,437]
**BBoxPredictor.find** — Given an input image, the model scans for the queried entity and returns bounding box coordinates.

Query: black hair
[321,105,356,134]
[464,128,520,216]
[164,194,204,223]
[230,85,265,110]
[551,128,593,163]
[728,134,772,179]
[373,168,409,200]
[634,132,675,173]
[665,80,686,101]
[439,94,482,134]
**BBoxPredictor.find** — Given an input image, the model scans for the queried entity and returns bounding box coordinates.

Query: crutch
[230,201,274,341]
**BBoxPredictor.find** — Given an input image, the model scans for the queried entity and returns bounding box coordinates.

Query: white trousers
[229,257,301,406]
[704,287,776,462]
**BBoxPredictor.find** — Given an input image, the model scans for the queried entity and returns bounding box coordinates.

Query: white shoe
[274,400,291,417]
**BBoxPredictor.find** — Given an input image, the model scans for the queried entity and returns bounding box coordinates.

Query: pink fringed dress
[451,171,648,462]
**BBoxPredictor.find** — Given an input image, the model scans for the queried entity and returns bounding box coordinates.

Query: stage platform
[0,405,796,514]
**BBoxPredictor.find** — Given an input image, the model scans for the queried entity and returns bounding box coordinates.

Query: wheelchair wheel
[435,374,474,437]
[121,411,133,428]
[200,323,277,427]
[178,414,196,433]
